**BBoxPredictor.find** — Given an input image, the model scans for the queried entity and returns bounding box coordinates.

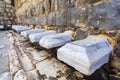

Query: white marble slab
[29,30,57,43]
[12,25,31,32]
[57,35,113,75]
[21,29,45,38]
[39,31,72,49]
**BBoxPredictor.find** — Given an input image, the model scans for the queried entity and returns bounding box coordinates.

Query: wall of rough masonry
[0,0,16,25]
[15,0,103,28]
[14,0,120,30]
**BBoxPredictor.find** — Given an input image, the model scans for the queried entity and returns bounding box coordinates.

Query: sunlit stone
[57,35,113,75]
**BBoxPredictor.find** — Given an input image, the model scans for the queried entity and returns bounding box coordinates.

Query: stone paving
[0,30,10,80]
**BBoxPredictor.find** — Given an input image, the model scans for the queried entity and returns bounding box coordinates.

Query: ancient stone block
[14,70,27,80]
[40,31,72,49]
[67,7,85,27]
[21,29,45,38]
[12,25,31,32]
[47,12,56,25]
[57,35,113,75]
[89,0,120,30]
[56,11,66,26]
[29,30,57,43]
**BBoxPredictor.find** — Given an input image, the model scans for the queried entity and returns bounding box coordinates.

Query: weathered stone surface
[25,49,50,64]
[47,12,56,25]
[56,11,66,26]
[21,29,45,38]
[0,31,10,74]
[29,30,57,43]
[36,58,69,80]
[75,28,88,40]
[57,35,113,75]
[40,31,72,49]
[14,70,27,80]
[26,69,40,80]
[89,0,120,30]
[67,7,85,27]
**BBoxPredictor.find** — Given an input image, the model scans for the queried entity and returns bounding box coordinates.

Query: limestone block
[21,29,45,38]
[57,35,113,75]
[29,30,57,43]
[39,31,72,49]
[12,25,31,33]
[14,70,27,80]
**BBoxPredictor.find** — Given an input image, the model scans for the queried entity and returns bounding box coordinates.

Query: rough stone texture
[89,0,120,30]
[0,0,15,26]
[14,70,27,80]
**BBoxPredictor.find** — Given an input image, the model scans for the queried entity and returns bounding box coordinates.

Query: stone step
[12,25,31,33]
[29,30,57,43]
[57,35,113,75]
[21,29,45,38]
[39,31,73,49]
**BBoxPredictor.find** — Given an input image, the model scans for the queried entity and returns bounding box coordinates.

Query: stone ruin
[0,0,120,80]
[0,0,15,29]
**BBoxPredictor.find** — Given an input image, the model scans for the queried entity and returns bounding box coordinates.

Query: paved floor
[0,30,10,80]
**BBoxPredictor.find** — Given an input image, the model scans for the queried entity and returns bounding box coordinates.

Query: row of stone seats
[12,25,113,75]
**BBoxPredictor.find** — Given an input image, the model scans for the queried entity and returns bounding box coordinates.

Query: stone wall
[15,0,102,28]
[14,0,120,30]
[0,0,15,25]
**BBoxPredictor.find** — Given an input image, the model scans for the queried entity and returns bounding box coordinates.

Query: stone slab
[12,25,31,33]
[39,31,72,49]
[57,35,113,75]
[29,30,57,43]
[21,29,45,38]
